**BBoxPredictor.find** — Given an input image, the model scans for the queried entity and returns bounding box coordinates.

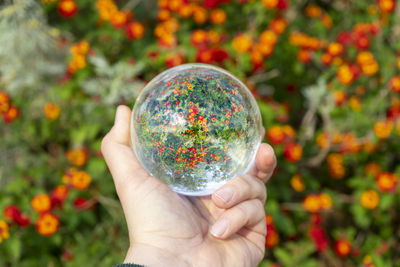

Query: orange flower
[321,14,332,28]
[71,170,91,190]
[96,0,118,21]
[289,32,322,50]
[282,125,296,139]
[43,102,61,120]
[365,162,382,177]
[110,10,128,28]
[262,0,278,9]
[290,174,305,192]
[334,239,352,257]
[126,22,144,40]
[31,194,52,213]
[348,96,361,112]
[356,51,375,66]
[70,40,90,56]
[337,65,354,85]
[58,0,78,18]
[327,153,345,179]
[232,34,253,53]
[297,49,312,63]
[379,0,395,13]
[360,189,380,209]
[158,9,171,21]
[321,53,332,65]
[52,185,69,202]
[333,90,347,106]
[62,167,78,184]
[269,18,287,35]
[267,125,285,144]
[190,29,208,47]
[0,91,10,113]
[327,42,343,57]
[361,61,379,76]
[316,132,329,148]
[210,9,226,25]
[376,172,398,192]
[66,148,88,166]
[389,76,400,93]
[0,220,10,243]
[319,193,333,211]
[68,54,87,73]
[373,120,393,139]
[254,43,273,57]
[36,213,59,236]
[178,4,192,18]
[303,194,321,213]
[2,105,19,124]
[283,143,302,162]
[260,30,277,46]
[265,227,280,248]
[207,30,220,44]
[364,138,378,153]
[305,5,322,17]
[167,0,180,11]
[193,6,207,24]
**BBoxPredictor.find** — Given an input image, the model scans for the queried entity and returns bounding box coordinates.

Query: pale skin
[101,105,277,267]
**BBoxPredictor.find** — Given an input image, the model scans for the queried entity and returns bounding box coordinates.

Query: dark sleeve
[113,264,145,267]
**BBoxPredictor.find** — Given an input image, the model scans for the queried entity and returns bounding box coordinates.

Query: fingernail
[214,187,234,204]
[211,219,228,237]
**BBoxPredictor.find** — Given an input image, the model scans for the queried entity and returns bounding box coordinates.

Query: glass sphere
[131,64,262,196]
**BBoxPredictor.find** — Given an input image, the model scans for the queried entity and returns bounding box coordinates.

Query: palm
[124,163,265,267]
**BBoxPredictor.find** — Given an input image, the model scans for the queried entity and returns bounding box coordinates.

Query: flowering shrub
[0,0,400,266]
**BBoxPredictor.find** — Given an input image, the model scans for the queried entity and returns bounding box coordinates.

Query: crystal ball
[131,64,262,196]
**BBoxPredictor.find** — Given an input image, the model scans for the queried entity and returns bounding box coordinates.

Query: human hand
[101,105,277,267]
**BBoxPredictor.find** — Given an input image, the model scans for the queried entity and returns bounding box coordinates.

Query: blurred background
[1,0,400,266]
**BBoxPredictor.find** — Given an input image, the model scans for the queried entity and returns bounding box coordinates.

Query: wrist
[124,243,190,267]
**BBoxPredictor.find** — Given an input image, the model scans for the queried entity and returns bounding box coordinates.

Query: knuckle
[236,204,248,221]
[101,132,113,153]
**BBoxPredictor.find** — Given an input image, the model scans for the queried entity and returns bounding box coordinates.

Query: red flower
[165,53,185,68]
[3,205,20,221]
[2,105,19,123]
[58,0,78,18]
[126,22,145,40]
[277,0,289,10]
[387,106,400,120]
[354,36,370,50]
[73,197,94,210]
[14,214,30,227]
[337,31,353,46]
[196,49,214,63]
[283,143,302,162]
[203,0,231,8]
[3,205,30,227]
[309,225,329,252]
[51,185,69,208]
[212,48,229,63]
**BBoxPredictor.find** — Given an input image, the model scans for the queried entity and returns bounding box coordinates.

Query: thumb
[101,105,151,194]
